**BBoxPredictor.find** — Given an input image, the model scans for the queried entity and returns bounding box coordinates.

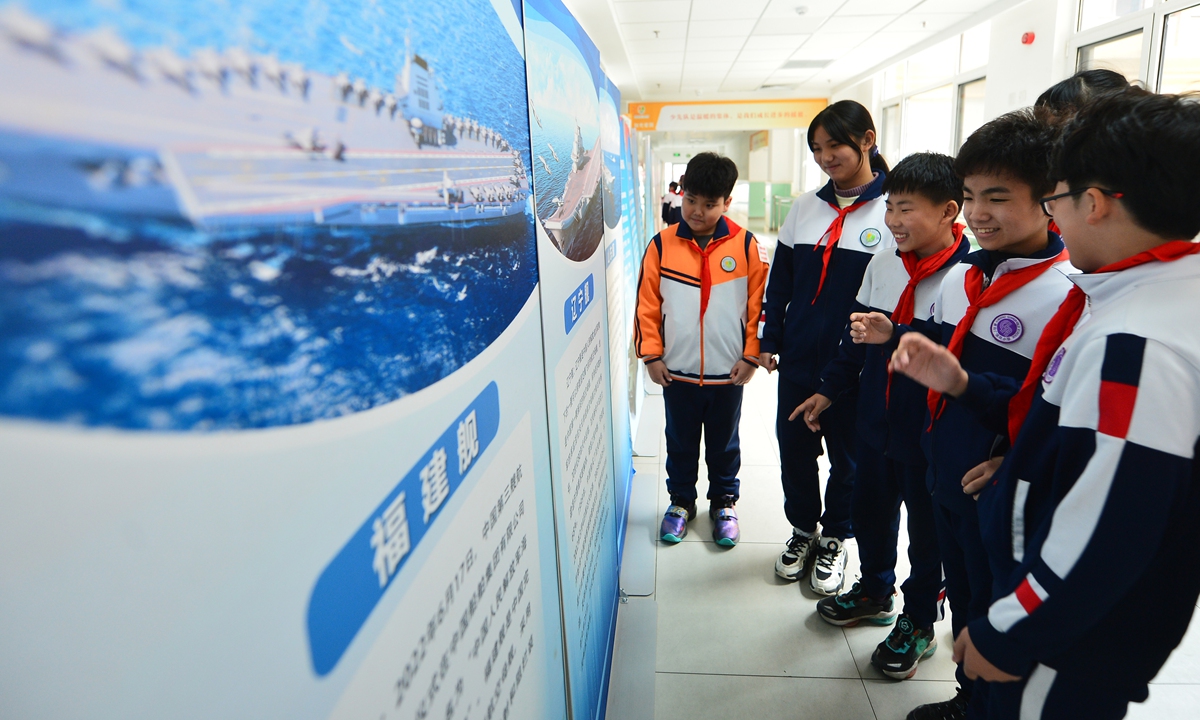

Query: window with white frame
[878,22,990,164]
[1070,0,1200,91]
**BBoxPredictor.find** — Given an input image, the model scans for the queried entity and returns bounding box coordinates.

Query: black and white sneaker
[905,686,971,720]
[872,614,938,680]
[809,536,848,595]
[774,529,816,581]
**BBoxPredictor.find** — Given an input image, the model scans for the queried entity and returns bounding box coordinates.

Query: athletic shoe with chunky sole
[816,581,899,627]
[809,536,848,595]
[709,495,739,546]
[775,530,816,581]
[660,501,696,543]
[905,686,971,720]
[872,614,938,680]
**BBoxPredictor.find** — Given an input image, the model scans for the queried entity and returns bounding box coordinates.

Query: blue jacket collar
[966,231,1065,275]
[675,215,732,242]
[816,171,887,206]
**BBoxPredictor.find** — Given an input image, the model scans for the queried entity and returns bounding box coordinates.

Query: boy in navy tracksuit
[760,100,894,596]
[896,111,1076,720]
[795,153,968,680]
[896,90,1200,719]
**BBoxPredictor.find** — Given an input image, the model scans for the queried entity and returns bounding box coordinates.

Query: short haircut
[1036,69,1130,115]
[1053,88,1200,240]
[882,152,963,209]
[683,152,738,199]
[669,181,678,189]
[954,108,1058,200]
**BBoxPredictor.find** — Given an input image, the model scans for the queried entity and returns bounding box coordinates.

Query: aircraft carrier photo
[0,6,530,229]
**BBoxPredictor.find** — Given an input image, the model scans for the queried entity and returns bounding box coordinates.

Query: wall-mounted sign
[628,98,828,132]
[749,130,770,151]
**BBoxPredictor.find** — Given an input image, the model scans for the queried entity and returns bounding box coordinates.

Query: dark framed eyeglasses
[1039,187,1125,217]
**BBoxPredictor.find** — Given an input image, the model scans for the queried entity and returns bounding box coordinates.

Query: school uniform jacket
[926,237,1075,515]
[818,238,969,465]
[969,252,1200,690]
[634,216,769,384]
[760,174,896,390]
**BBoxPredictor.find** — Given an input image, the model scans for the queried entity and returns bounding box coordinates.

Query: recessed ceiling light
[781,59,832,69]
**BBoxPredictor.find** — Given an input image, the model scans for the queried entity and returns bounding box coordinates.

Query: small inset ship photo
[0,0,538,431]
[523,1,605,264]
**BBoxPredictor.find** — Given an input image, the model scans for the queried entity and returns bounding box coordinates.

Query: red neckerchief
[893,224,968,325]
[927,247,1070,423]
[688,218,741,318]
[1006,240,1200,441]
[885,225,968,406]
[811,198,871,303]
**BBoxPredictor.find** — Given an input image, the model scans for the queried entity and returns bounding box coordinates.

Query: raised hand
[891,332,969,397]
[849,311,895,345]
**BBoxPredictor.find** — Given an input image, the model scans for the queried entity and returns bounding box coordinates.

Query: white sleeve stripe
[1039,434,1126,578]
[1012,479,1030,563]
[1019,665,1058,720]
[988,593,1028,632]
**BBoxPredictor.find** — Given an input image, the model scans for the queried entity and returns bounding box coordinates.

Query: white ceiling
[562,0,1021,102]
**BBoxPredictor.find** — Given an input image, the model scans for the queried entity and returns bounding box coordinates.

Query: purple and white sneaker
[660,501,695,543]
[709,495,740,547]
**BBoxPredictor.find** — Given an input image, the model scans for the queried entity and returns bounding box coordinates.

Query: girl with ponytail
[758,100,895,595]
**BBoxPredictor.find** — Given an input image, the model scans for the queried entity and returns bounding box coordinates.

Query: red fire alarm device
[1022,32,1036,45]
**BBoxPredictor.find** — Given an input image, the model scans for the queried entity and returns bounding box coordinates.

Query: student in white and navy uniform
[758,100,896,596]
[796,153,969,681]
[896,89,1200,720]
[894,110,1077,720]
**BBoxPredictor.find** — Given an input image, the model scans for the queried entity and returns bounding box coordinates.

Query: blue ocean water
[0,0,538,430]
[0,208,536,430]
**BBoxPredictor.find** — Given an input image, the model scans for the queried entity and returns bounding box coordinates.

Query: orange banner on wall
[627,98,828,132]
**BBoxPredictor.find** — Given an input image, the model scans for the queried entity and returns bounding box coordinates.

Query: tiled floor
[614,366,1200,719]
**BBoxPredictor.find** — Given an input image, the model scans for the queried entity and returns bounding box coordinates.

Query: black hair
[668,181,678,190]
[1053,88,1200,240]
[682,153,737,199]
[882,152,963,209]
[954,108,1058,200]
[1035,69,1131,115]
[807,100,890,174]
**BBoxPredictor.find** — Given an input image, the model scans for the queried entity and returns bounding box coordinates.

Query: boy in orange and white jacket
[635,152,769,547]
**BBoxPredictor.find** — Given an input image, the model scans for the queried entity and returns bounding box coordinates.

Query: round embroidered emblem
[1044,347,1068,384]
[721,256,736,272]
[929,302,936,317]
[990,314,1024,343]
[859,228,882,247]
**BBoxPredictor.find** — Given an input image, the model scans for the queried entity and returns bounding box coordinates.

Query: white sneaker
[774,529,816,581]
[809,536,848,596]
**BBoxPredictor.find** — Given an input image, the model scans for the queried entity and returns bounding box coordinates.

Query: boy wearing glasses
[894,88,1200,720]
[895,109,1076,720]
